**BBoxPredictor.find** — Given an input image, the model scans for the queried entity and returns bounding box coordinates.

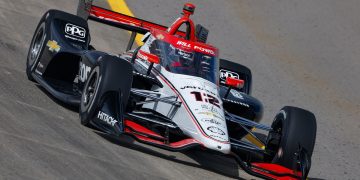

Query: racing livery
[26,1,317,179]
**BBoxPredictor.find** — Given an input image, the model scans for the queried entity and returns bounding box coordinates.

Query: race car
[26,0,317,179]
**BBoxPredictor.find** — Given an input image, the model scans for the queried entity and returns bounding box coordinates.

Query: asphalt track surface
[0,0,359,179]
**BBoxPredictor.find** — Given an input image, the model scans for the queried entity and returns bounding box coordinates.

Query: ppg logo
[65,23,86,38]
[220,69,239,80]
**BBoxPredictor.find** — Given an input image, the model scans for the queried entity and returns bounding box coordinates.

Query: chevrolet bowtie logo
[46,40,60,53]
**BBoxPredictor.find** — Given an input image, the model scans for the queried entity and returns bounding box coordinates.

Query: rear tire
[265,106,317,170]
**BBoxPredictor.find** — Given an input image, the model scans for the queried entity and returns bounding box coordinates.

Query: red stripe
[124,120,164,139]
[251,163,302,180]
[125,128,201,148]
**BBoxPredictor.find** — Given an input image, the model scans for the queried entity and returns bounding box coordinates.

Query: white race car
[26,1,317,179]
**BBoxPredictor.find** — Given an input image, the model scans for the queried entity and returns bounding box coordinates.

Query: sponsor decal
[207,126,225,135]
[180,85,216,96]
[199,104,225,119]
[64,23,86,42]
[222,98,250,108]
[65,23,86,38]
[193,45,215,55]
[201,118,223,126]
[176,40,191,48]
[79,62,91,82]
[176,41,215,55]
[180,85,197,90]
[65,35,85,42]
[97,111,118,126]
[209,134,228,141]
[198,112,223,119]
[220,69,239,81]
[46,40,61,53]
[230,89,244,100]
[176,49,193,60]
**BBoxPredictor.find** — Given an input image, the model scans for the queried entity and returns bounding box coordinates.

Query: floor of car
[45,77,81,97]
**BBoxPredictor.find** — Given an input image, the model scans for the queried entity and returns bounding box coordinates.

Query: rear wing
[77,0,186,50]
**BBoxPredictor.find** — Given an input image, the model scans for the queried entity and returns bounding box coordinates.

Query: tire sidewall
[26,13,50,80]
[270,110,290,164]
[80,65,103,125]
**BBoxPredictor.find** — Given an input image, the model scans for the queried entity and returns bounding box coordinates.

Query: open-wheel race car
[26,0,317,179]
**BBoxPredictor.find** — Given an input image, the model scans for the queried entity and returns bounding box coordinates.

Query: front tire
[26,21,48,81]
[80,66,101,126]
[265,106,317,171]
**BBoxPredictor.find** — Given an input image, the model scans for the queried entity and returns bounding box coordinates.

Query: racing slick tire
[79,56,133,126]
[26,13,49,81]
[265,106,317,170]
[79,64,101,126]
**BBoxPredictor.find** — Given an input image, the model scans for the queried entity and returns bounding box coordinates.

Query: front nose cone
[202,138,231,154]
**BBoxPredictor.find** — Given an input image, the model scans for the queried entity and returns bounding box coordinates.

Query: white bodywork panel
[139,61,230,154]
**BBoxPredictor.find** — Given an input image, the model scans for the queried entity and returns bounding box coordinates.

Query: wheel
[265,106,317,170]
[80,65,101,126]
[26,20,48,81]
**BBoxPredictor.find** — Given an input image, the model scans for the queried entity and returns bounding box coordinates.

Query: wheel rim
[266,118,283,158]
[83,72,97,106]
[29,24,46,67]
[82,67,100,111]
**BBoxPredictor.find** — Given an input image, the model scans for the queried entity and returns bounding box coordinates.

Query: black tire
[79,65,101,126]
[266,106,317,169]
[26,16,49,81]
[219,59,252,94]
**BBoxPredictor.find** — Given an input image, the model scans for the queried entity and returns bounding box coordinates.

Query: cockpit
[149,39,219,83]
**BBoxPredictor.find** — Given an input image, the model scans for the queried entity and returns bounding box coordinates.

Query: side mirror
[224,77,244,98]
[137,50,160,75]
[225,77,244,89]
[137,50,160,64]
